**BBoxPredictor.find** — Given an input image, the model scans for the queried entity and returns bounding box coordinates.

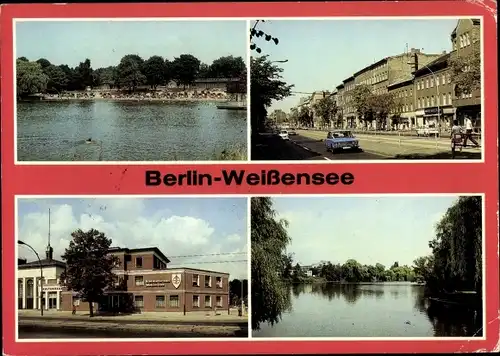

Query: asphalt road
[251,133,384,160]
[289,134,385,160]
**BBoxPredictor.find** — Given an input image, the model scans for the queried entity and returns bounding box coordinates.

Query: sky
[271,195,460,267]
[16,20,247,68]
[17,197,248,280]
[252,19,460,112]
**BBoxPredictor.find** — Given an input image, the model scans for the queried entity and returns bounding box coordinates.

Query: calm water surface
[253,283,482,338]
[17,101,247,161]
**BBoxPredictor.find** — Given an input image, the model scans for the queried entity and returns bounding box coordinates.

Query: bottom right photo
[251,195,483,338]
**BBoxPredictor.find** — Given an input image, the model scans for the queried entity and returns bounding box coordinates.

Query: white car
[416,127,440,137]
[279,130,289,140]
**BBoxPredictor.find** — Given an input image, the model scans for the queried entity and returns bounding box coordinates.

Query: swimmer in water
[85,138,92,144]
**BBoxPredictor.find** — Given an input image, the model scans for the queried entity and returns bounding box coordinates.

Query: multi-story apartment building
[335,83,345,127]
[337,49,442,128]
[387,77,415,130]
[61,247,230,313]
[413,52,455,129]
[342,76,356,128]
[450,19,481,128]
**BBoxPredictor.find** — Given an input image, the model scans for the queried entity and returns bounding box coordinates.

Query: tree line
[16,54,246,97]
[251,196,482,330]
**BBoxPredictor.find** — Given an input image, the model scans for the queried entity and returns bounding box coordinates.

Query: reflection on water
[17,101,247,161]
[254,283,482,338]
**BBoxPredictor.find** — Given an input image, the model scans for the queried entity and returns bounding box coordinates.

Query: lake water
[253,283,482,338]
[17,101,247,161]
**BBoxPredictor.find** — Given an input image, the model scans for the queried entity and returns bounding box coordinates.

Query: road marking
[323,157,331,160]
[302,146,311,151]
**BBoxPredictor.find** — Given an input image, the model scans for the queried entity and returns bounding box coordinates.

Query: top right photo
[250,18,483,161]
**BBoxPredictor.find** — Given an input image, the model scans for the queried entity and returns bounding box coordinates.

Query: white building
[17,245,66,311]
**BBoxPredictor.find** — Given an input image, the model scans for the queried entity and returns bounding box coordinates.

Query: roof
[336,83,345,89]
[451,19,481,37]
[171,267,230,276]
[413,52,451,77]
[109,247,171,264]
[342,76,355,83]
[353,57,389,78]
[18,258,66,270]
[387,76,414,90]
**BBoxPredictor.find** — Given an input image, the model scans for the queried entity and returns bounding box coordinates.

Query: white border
[12,16,485,165]
[14,195,251,342]
[13,194,486,342]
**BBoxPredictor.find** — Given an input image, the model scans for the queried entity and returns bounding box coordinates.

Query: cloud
[17,198,248,280]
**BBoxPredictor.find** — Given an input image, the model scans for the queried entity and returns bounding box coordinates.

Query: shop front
[415,107,455,130]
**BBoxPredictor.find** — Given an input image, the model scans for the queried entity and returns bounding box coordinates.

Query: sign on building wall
[172,274,182,289]
[145,280,168,287]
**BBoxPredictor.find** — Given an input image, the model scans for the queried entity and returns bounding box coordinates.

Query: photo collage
[1,2,498,355]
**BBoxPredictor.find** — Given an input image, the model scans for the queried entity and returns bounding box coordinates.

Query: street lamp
[18,240,43,316]
[420,63,441,148]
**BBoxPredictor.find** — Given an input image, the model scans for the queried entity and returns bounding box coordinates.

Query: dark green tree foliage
[423,196,482,295]
[249,20,279,54]
[143,55,166,89]
[229,279,249,306]
[312,94,338,128]
[171,54,201,89]
[450,42,481,96]
[117,54,146,91]
[251,56,293,133]
[17,55,245,95]
[251,197,292,330]
[59,229,119,317]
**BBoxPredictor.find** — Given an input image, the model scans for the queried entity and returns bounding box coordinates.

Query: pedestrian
[72,303,76,315]
[450,119,463,158]
[463,116,480,148]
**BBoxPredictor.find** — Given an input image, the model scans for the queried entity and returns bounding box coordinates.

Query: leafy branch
[250,20,279,53]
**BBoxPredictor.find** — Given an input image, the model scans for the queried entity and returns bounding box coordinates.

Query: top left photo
[15,19,248,163]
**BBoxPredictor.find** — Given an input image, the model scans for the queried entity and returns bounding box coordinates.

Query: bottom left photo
[15,196,249,340]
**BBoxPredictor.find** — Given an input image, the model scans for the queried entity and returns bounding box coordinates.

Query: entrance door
[48,292,57,309]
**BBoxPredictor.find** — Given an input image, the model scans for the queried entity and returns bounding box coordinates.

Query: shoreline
[21,97,231,104]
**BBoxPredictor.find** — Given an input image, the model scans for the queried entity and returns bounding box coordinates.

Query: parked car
[416,126,440,137]
[279,130,289,140]
[325,130,360,152]
[288,129,297,136]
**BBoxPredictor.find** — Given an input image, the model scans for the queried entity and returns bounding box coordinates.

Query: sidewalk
[19,308,248,325]
[296,129,482,159]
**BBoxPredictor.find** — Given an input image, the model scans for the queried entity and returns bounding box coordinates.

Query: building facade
[387,77,415,130]
[413,53,456,129]
[18,246,66,311]
[342,77,356,128]
[61,247,230,313]
[450,19,481,128]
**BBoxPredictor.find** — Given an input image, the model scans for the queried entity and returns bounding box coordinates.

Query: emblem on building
[172,274,182,289]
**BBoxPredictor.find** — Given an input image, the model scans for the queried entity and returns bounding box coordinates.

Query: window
[204,295,211,308]
[448,93,452,104]
[459,35,464,48]
[135,276,144,286]
[442,74,445,85]
[216,296,223,307]
[430,78,434,87]
[443,94,447,106]
[192,274,200,287]
[135,257,143,268]
[447,74,451,84]
[169,295,180,308]
[134,295,144,308]
[425,79,429,89]
[216,277,223,288]
[205,275,211,288]
[417,98,420,109]
[193,295,200,308]
[410,104,413,111]
[417,82,420,90]
[156,295,165,308]
[431,96,435,106]
[466,33,471,46]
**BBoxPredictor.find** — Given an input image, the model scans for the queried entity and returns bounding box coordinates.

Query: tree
[352,84,373,125]
[36,58,52,70]
[390,261,399,269]
[370,92,394,130]
[143,55,165,89]
[251,197,292,330]
[341,259,362,282]
[171,54,201,89]
[76,59,94,88]
[44,65,68,93]
[250,20,279,54]
[164,59,173,85]
[229,279,248,306]
[292,263,306,283]
[208,55,246,78]
[16,59,49,97]
[282,253,294,280]
[289,107,299,127]
[312,94,338,129]
[298,106,313,127]
[59,229,119,317]
[117,54,146,92]
[250,56,293,133]
[94,66,118,88]
[450,43,481,97]
[198,63,211,78]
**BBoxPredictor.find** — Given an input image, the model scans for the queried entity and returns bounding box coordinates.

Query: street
[251,130,482,160]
